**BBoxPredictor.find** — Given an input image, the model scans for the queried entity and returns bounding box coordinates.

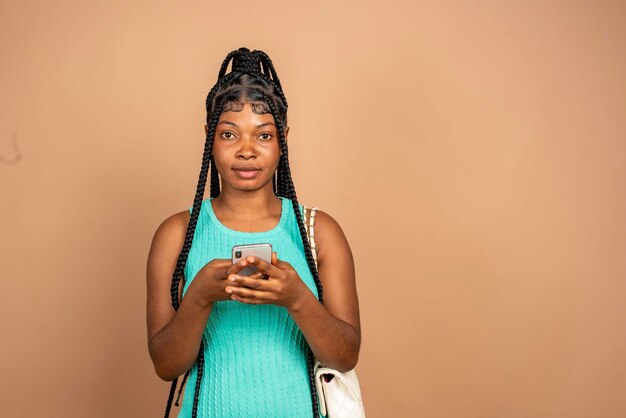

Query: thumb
[272,251,278,265]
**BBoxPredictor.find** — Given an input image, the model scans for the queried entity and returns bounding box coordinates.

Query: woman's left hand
[225,252,309,310]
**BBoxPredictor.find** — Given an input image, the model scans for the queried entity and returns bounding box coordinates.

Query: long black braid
[162,47,324,418]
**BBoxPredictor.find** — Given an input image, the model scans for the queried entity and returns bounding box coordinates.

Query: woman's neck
[210,189,282,221]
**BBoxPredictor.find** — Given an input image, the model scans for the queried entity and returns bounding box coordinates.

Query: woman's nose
[236,136,256,157]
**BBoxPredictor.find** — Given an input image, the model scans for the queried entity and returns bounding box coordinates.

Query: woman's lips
[233,168,261,179]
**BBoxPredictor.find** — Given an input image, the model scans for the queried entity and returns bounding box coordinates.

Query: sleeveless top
[177,196,321,418]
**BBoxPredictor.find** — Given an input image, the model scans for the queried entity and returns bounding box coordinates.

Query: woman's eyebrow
[217,121,276,128]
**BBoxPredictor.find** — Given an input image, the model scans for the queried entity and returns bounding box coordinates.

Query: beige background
[1,1,625,417]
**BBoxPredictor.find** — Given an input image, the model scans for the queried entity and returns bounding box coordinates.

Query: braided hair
[162,47,324,418]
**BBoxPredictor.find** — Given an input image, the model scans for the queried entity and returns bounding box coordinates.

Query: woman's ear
[204,124,209,137]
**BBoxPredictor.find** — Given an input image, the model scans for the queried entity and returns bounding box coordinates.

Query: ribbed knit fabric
[177,196,321,418]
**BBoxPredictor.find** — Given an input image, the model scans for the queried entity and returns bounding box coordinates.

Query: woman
[146,47,361,418]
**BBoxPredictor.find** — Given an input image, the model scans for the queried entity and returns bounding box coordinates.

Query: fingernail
[229,275,237,282]
[226,288,232,293]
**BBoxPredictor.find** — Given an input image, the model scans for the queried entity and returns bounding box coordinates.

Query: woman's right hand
[186,258,261,307]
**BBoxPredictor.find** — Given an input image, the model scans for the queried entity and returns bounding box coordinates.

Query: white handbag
[302,204,366,418]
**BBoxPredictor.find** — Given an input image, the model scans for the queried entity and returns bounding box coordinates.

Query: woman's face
[207,101,289,193]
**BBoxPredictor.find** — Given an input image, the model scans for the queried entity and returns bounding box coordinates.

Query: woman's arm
[288,210,361,372]
[146,212,214,381]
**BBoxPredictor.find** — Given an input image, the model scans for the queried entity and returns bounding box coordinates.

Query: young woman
[146,47,361,418]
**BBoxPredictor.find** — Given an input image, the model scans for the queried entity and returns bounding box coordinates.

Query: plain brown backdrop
[1,1,625,417]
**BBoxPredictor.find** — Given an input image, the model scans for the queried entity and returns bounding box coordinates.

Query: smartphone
[232,243,272,278]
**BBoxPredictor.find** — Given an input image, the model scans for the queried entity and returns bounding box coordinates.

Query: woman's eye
[259,133,272,140]
[221,132,234,139]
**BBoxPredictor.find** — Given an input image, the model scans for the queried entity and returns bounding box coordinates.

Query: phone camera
[235,250,241,258]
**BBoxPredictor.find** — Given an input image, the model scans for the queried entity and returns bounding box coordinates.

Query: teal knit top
[177,196,320,418]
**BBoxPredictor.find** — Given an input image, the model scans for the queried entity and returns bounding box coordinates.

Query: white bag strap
[304,204,335,417]
[302,204,319,269]
[314,359,328,417]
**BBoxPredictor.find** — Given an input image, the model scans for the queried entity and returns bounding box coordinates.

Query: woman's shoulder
[151,208,190,248]
[299,203,348,244]
[301,205,354,281]
[163,206,191,227]
[313,209,345,237]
